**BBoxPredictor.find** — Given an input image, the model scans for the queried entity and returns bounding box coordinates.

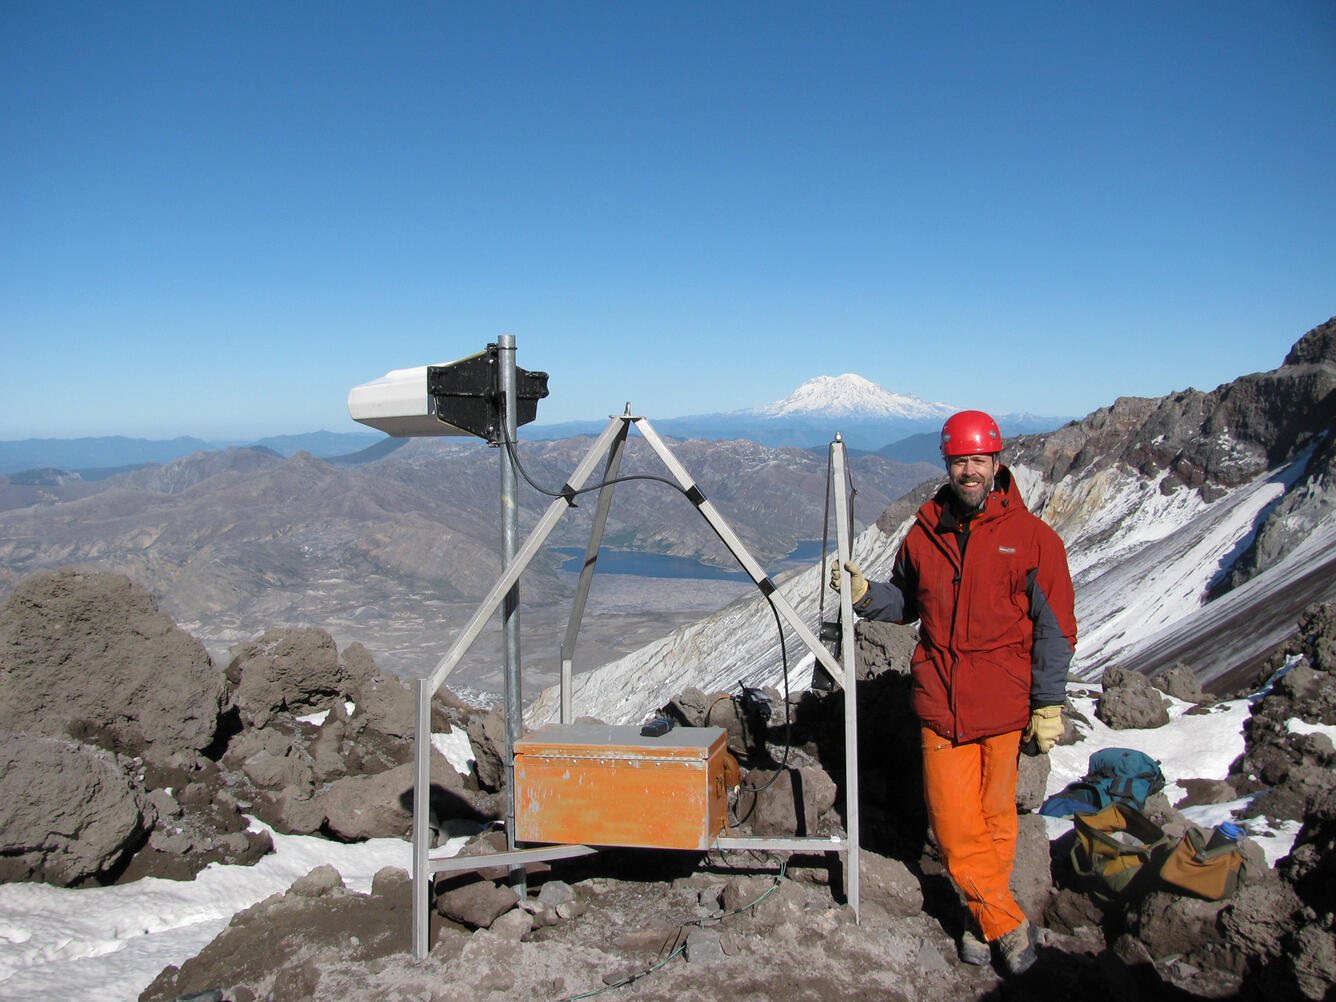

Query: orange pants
[920,726,1027,941]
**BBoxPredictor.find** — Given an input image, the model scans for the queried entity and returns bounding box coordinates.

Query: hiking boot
[958,924,990,966]
[994,919,1037,976]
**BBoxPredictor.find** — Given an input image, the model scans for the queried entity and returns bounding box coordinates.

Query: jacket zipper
[948,530,964,739]
[921,508,966,740]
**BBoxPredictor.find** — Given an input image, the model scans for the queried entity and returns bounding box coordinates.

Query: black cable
[499,426,688,502]
[843,446,859,520]
[732,596,793,796]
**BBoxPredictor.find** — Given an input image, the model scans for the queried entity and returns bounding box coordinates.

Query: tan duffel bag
[1158,826,1248,901]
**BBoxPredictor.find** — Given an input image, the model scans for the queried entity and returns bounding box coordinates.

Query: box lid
[515,724,726,760]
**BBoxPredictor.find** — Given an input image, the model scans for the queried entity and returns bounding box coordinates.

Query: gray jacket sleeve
[854,552,918,625]
[1026,566,1075,707]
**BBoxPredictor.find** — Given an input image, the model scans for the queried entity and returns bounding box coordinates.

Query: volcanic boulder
[0,569,227,766]
[464,708,508,792]
[226,627,373,727]
[1096,665,1170,729]
[737,765,839,837]
[1151,661,1209,704]
[281,753,476,841]
[0,735,151,885]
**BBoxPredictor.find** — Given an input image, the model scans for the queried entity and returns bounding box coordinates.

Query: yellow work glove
[1023,705,1064,754]
[828,561,868,604]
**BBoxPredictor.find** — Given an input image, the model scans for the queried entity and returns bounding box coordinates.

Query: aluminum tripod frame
[411,415,862,957]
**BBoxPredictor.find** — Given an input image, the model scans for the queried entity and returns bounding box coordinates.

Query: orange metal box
[513,724,728,850]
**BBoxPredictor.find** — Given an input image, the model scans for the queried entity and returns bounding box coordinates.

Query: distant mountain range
[0,432,385,477]
[0,374,1069,475]
[526,374,1069,454]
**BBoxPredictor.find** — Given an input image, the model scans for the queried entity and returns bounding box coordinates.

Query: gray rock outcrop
[1280,786,1336,916]
[1095,665,1170,729]
[1151,661,1209,704]
[0,569,227,765]
[1229,606,1336,823]
[1225,857,1336,1001]
[285,754,467,841]
[1011,317,1336,494]
[1230,788,1336,1000]
[737,765,839,837]
[226,627,373,727]
[0,567,496,886]
[140,865,415,1002]
[464,707,508,792]
[0,735,151,885]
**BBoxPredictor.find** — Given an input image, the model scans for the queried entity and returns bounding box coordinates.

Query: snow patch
[0,820,409,1002]
[1287,718,1336,744]
[295,702,355,726]
[432,728,476,775]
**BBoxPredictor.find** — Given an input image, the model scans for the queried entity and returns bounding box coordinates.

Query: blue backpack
[1040,747,1166,818]
[1086,748,1165,808]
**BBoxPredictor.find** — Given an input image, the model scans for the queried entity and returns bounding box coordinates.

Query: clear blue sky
[3,2,1333,440]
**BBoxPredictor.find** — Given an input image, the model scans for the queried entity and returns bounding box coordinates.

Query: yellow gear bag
[1070,802,1168,898]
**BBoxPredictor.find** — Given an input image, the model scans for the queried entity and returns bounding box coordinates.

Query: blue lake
[551,539,826,580]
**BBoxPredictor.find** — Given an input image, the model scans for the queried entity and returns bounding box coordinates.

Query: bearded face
[946,453,999,511]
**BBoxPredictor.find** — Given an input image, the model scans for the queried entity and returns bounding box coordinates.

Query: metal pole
[411,676,432,957]
[559,416,631,723]
[831,435,861,920]
[496,335,525,898]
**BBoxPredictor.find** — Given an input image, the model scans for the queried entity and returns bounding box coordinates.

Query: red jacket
[856,466,1076,743]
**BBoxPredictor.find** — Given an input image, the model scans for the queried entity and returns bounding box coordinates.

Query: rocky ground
[2,568,1334,1002]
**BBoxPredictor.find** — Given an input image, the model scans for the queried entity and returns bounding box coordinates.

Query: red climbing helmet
[940,410,1002,457]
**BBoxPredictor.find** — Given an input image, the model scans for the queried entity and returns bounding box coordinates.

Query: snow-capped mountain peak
[752,374,955,420]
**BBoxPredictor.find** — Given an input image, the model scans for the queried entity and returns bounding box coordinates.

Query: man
[831,409,1075,976]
